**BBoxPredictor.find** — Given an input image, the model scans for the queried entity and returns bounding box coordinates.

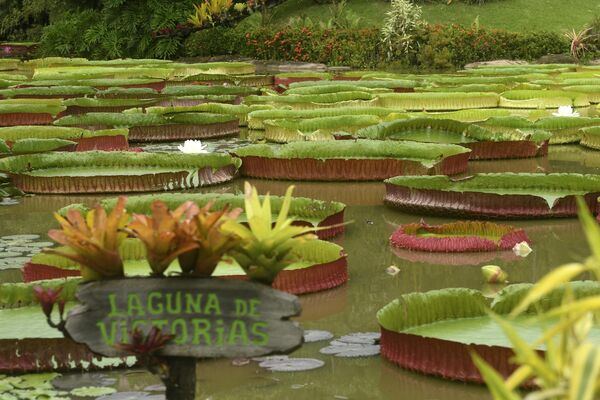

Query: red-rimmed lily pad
[233,140,471,181]
[0,281,136,373]
[377,282,600,384]
[54,112,240,142]
[385,173,600,219]
[357,118,550,160]
[23,239,348,295]
[57,192,346,240]
[390,246,521,267]
[390,221,529,252]
[0,151,241,194]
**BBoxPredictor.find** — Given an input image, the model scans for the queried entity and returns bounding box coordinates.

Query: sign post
[64,278,303,398]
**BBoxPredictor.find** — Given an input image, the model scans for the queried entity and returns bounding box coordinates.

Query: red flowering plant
[33,285,68,337]
[176,201,242,277]
[43,197,129,281]
[125,200,200,276]
[114,326,175,377]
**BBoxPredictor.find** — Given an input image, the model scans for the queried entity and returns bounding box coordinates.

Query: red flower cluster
[114,327,174,356]
[33,285,65,318]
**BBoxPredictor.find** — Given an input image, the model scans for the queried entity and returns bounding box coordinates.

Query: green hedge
[414,24,571,70]
[184,24,572,70]
[185,26,382,68]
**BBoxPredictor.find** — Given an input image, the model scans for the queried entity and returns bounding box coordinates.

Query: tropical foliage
[176,201,242,276]
[221,182,319,284]
[44,197,129,281]
[124,200,200,276]
[474,199,600,399]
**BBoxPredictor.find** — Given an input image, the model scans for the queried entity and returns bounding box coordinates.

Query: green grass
[265,0,599,32]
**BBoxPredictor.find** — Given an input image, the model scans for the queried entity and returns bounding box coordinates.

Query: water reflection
[0,144,598,399]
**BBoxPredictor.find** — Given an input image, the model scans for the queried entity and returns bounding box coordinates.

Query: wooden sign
[65,278,303,358]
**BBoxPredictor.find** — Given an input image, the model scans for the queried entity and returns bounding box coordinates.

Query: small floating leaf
[6,247,31,253]
[337,332,380,345]
[143,384,166,392]
[70,386,117,397]
[1,234,39,241]
[51,373,116,391]
[259,357,325,372]
[0,252,22,259]
[23,242,55,248]
[303,330,334,343]
[96,392,157,400]
[320,344,381,358]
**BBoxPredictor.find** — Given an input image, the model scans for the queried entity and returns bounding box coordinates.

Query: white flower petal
[386,265,400,276]
[178,140,210,154]
[512,241,532,257]
[552,105,579,117]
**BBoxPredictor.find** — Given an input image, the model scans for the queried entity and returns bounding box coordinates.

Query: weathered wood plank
[65,278,303,358]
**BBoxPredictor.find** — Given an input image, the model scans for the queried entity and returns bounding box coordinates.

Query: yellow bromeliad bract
[221,182,318,284]
[44,196,129,281]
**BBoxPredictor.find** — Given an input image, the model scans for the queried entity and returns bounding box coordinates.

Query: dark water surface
[1,143,599,399]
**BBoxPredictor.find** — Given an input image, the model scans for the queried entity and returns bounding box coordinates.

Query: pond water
[1,138,598,399]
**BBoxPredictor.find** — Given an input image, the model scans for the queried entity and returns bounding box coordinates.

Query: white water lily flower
[386,265,400,276]
[178,140,209,154]
[512,241,532,257]
[552,105,580,117]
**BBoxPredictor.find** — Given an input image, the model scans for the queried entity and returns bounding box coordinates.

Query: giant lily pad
[377,92,499,111]
[24,239,348,295]
[390,221,530,252]
[580,126,600,150]
[357,118,550,160]
[0,281,135,373]
[377,282,600,383]
[233,140,471,181]
[54,112,239,142]
[262,115,382,143]
[0,99,65,126]
[243,91,376,110]
[499,89,590,109]
[385,173,600,218]
[58,192,346,240]
[247,107,405,130]
[0,151,240,194]
[0,126,129,151]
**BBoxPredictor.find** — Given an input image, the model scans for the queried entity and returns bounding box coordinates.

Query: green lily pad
[0,252,22,259]
[1,235,39,241]
[303,330,334,343]
[12,373,60,389]
[70,386,117,397]
[6,247,32,253]
[51,373,116,391]
[258,356,325,372]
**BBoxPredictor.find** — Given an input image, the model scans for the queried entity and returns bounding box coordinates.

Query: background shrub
[184,23,571,70]
[185,25,382,67]
[413,24,570,69]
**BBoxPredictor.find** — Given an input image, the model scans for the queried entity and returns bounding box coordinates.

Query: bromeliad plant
[44,197,129,281]
[43,184,322,284]
[125,200,200,276]
[176,202,242,277]
[221,182,319,284]
[188,0,234,28]
[473,197,600,399]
